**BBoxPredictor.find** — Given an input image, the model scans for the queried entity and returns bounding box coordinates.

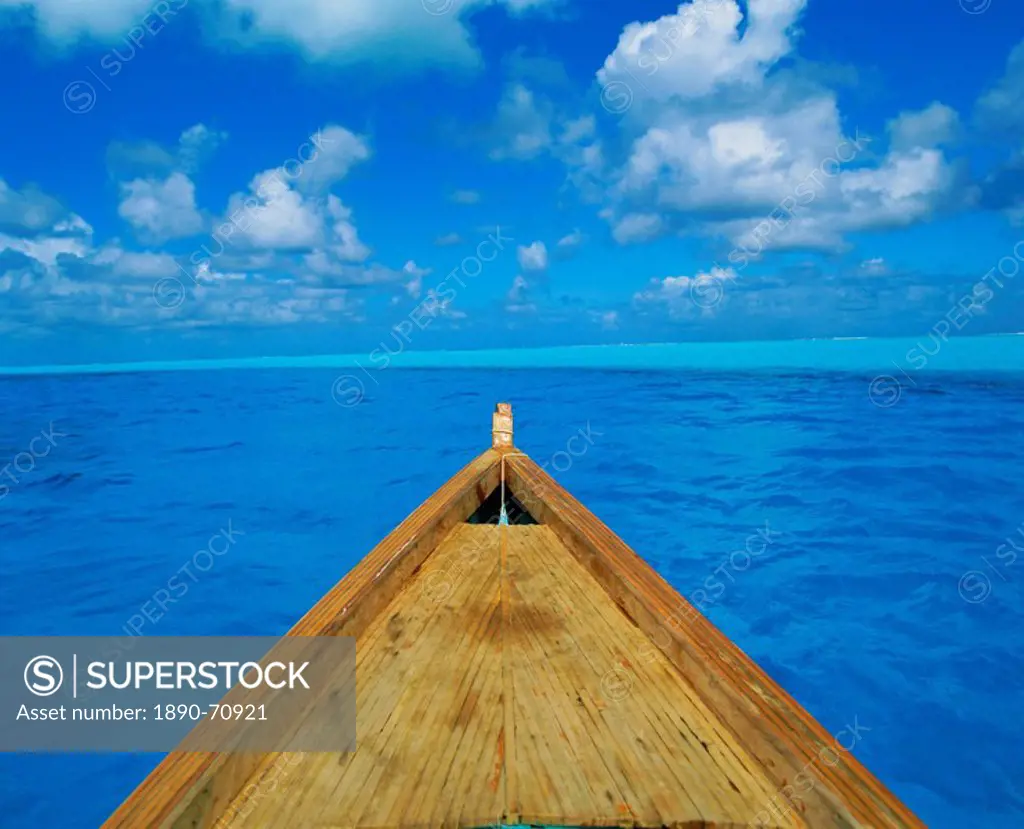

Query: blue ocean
[1,347,1022,827]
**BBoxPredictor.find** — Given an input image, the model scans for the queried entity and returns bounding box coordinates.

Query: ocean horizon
[3,333,1024,376]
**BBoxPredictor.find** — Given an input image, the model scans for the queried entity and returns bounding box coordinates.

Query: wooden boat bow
[103,403,923,829]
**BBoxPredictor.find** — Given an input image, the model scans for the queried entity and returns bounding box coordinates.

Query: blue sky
[0,0,1022,365]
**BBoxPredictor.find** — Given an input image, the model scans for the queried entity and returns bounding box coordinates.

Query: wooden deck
[219,523,799,828]
[104,404,924,829]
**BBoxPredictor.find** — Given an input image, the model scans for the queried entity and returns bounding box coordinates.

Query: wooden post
[492,402,513,449]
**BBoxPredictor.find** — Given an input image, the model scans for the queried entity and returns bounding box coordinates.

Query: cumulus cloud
[107,123,226,179]
[214,127,373,264]
[2,0,561,68]
[887,102,960,152]
[0,127,423,333]
[976,39,1024,223]
[400,260,430,299]
[489,84,555,160]
[579,0,971,254]
[975,39,1024,137]
[598,0,806,103]
[506,274,537,314]
[487,83,601,163]
[633,266,738,318]
[177,123,229,171]
[118,172,204,241]
[0,178,87,236]
[554,228,584,258]
[590,309,619,329]
[516,240,548,271]
[291,126,371,193]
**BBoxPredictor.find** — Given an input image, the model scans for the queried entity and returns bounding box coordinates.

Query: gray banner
[1,636,355,752]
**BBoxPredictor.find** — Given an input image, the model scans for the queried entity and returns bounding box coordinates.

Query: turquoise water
[3,334,1024,375]
[0,365,1021,826]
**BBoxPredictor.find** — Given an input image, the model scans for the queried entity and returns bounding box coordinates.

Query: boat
[104,403,923,828]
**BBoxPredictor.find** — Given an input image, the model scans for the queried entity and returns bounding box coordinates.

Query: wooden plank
[508,525,800,827]
[222,523,506,828]
[504,451,924,829]
[218,521,807,828]
[102,450,501,829]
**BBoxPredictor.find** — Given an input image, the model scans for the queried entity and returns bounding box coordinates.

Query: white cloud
[616,95,849,215]
[0,230,92,267]
[516,240,548,271]
[837,147,963,230]
[508,274,529,302]
[887,102,960,152]
[450,189,480,204]
[2,0,560,68]
[178,123,228,171]
[0,0,156,41]
[118,172,204,241]
[557,228,581,246]
[976,39,1024,136]
[293,126,371,193]
[222,172,366,257]
[633,266,738,318]
[92,246,180,278]
[488,84,598,164]
[505,273,538,314]
[108,123,226,179]
[590,309,619,329]
[585,0,968,253]
[401,260,430,299]
[610,212,664,245]
[489,84,553,160]
[560,116,595,144]
[0,174,425,333]
[215,126,372,258]
[598,0,806,103]
[555,228,584,252]
[860,257,888,276]
[0,178,84,235]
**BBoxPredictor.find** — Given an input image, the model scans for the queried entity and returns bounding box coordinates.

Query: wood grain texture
[101,450,501,829]
[218,523,802,828]
[504,450,924,829]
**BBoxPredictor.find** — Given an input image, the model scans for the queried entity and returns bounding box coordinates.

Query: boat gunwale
[503,451,924,829]
[101,448,502,829]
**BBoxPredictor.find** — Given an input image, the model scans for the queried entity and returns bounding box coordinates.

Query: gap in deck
[467,486,539,525]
